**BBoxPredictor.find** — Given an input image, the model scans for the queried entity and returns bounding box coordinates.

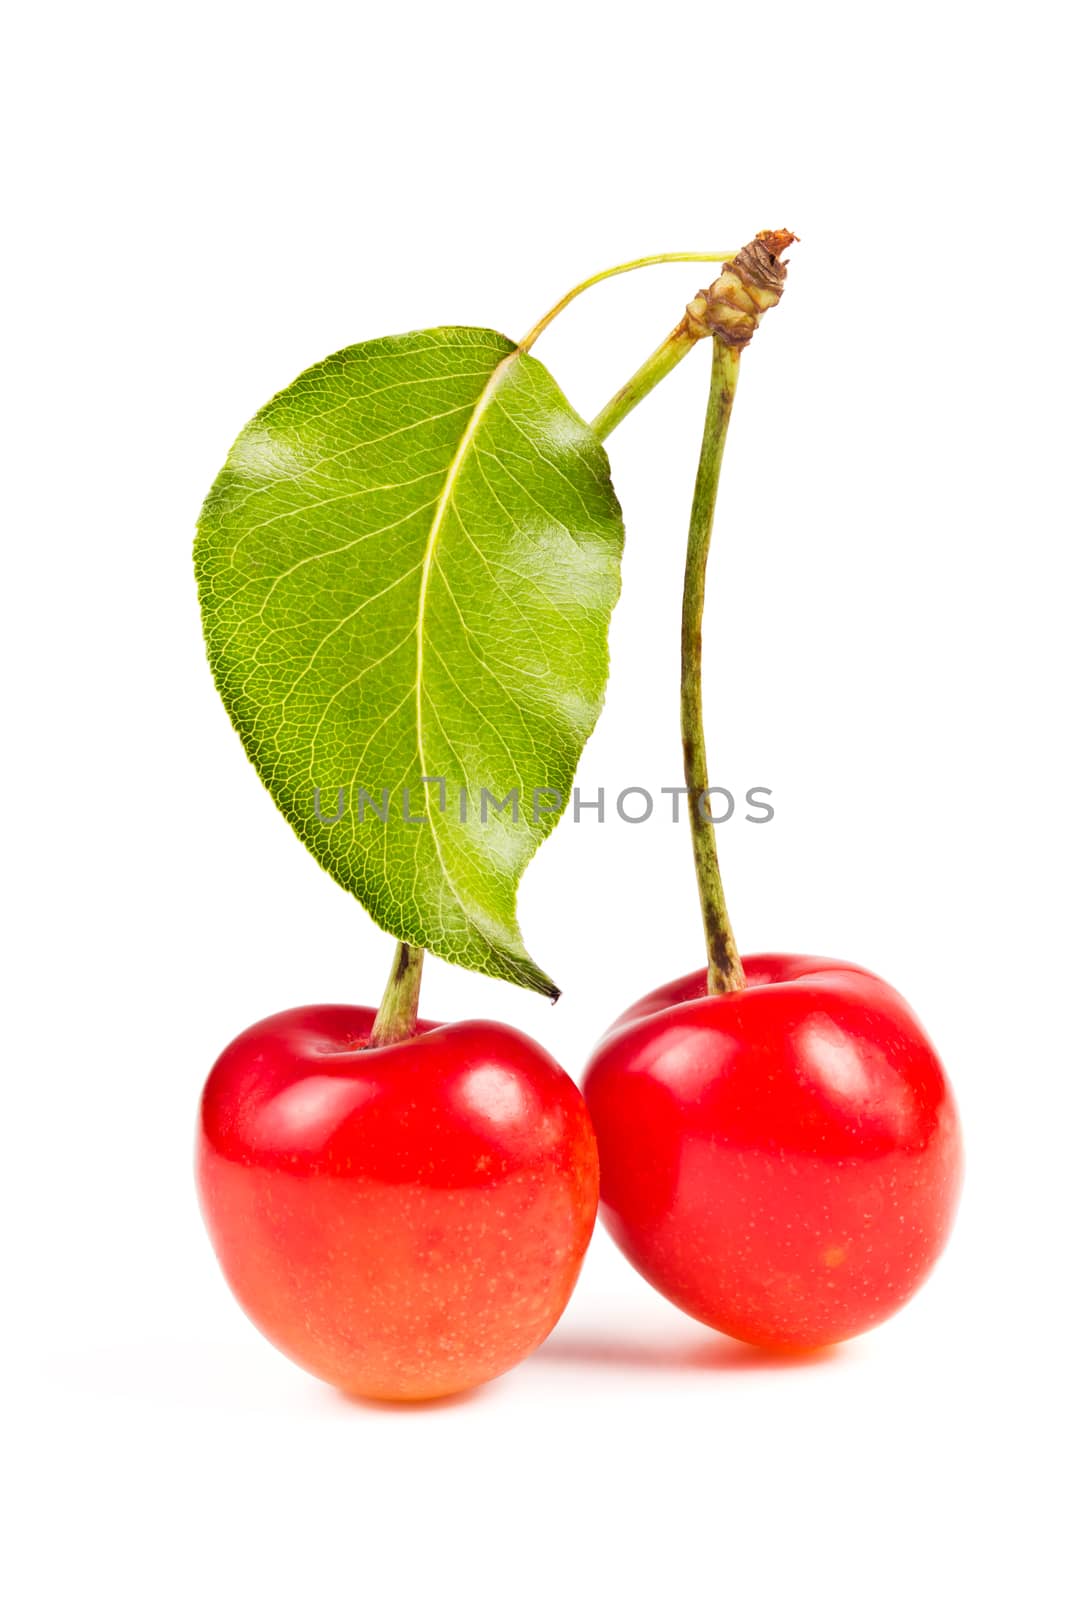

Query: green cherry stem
[591,323,698,442]
[674,230,797,994]
[682,338,746,994]
[370,941,425,1046]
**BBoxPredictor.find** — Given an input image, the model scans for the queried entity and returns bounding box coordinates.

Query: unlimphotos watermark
[312,780,774,826]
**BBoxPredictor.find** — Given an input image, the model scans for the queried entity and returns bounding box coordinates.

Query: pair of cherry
[198,950,961,1401]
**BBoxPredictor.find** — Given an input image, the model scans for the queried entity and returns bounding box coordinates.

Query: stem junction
[593,229,798,438]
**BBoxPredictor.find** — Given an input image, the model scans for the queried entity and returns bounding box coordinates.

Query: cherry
[197,1003,598,1400]
[580,264,962,1353]
[583,954,962,1351]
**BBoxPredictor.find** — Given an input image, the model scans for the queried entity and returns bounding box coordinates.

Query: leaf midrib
[414,343,521,937]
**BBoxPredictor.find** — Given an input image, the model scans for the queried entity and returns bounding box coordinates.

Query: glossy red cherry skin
[583,955,962,1350]
[197,1006,599,1401]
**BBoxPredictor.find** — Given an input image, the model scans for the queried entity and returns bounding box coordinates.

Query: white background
[5,3,1076,1595]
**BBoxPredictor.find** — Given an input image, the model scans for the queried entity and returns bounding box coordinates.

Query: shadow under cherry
[532,1328,848,1374]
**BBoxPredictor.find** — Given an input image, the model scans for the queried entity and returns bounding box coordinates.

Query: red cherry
[583,954,962,1351]
[197,1006,598,1401]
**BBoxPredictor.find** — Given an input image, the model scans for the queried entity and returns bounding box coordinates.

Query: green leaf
[195,327,624,996]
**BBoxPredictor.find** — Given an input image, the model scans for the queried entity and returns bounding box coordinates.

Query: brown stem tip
[684,229,798,348]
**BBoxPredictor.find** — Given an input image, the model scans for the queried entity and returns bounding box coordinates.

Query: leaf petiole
[518,251,735,354]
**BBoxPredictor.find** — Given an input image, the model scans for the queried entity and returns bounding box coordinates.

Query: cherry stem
[591,323,697,442]
[682,338,746,995]
[604,232,795,990]
[370,941,425,1046]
